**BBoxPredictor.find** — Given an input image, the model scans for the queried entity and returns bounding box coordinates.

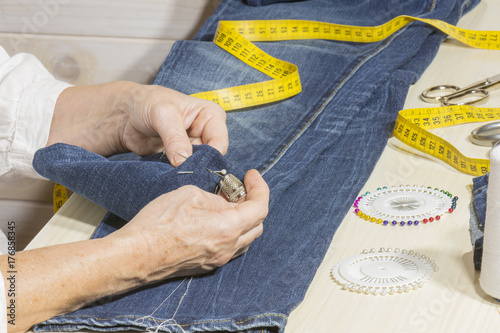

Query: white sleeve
[0,47,72,181]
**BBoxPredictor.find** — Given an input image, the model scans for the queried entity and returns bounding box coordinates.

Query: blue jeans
[33,144,245,222]
[33,0,479,332]
[470,173,488,269]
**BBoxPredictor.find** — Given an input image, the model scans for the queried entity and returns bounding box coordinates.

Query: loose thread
[134,277,192,333]
[172,277,192,319]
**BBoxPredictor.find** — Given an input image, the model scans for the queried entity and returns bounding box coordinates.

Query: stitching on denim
[260,33,403,175]
[461,0,472,12]
[133,277,192,332]
[430,0,437,11]
[50,278,288,331]
[473,184,488,199]
[472,184,488,231]
[261,2,438,176]
[51,312,287,330]
[177,313,288,327]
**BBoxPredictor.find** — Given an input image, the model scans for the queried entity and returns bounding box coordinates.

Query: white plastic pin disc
[331,248,437,295]
[353,185,456,225]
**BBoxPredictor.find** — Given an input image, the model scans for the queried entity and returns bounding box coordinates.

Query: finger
[243,169,270,201]
[152,105,193,167]
[200,106,228,156]
[176,185,235,212]
[235,223,264,253]
[222,170,269,234]
[202,121,229,156]
[188,101,228,155]
[232,245,250,259]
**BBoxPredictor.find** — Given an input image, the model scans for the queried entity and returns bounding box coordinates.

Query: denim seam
[472,183,488,231]
[432,0,437,11]
[460,0,472,15]
[470,200,482,234]
[177,313,288,328]
[260,2,438,176]
[260,29,406,175]
[51,313,288,328]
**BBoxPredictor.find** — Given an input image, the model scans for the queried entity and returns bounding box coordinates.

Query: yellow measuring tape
[394,106,500,176]
[53,183,68,213]
[53,15,500,212]
[192,15,500,111]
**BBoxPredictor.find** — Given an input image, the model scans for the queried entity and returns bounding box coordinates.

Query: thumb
[154,106,193,167]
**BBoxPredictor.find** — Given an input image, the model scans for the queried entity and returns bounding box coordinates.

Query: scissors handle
[443,89,489,106]
[421,85,460,103]
[421,74,500,106]
[421,85,489,105]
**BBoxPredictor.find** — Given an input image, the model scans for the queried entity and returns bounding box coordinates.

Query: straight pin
[176,152,189,159]
[206,168,227,177]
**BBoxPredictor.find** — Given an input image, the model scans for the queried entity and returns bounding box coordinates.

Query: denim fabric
[470,173,489,270]
[33,144,244,222]
[34,0,479,332]
[245,0,299,6]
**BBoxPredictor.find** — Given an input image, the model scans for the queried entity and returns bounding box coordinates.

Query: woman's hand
[109,169,269,282]
[46,81,228,166]
[4,170,268,333]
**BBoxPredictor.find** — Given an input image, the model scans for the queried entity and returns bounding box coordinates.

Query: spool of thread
[480,143,500,300]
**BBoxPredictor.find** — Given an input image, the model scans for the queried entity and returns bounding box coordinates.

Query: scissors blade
[485,74,500,89]
[450,74,500,93]
[443,73,500,105]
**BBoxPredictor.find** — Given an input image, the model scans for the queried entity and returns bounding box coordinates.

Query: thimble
[215,174,246,203]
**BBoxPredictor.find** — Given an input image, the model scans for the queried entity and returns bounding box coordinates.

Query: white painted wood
[0,33,176,84]
[25,194,106,250]
[26,0,500,332]
[1,1,218,248]
[0,199,53,250]
[0,0,220,40]
[0,0,220,85]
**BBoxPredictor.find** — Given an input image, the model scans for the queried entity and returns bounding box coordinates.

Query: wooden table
[27,1,500,332]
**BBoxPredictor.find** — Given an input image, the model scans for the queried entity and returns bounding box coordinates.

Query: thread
[134,277,192,333]
[479,143,500,299]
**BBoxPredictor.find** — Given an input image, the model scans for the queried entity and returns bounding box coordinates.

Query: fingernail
[174,151,188,165]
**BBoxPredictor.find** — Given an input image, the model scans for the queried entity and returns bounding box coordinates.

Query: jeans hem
[34,313,288,333]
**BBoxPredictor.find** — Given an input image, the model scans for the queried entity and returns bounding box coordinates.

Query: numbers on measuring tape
[393,106,500,176]
[194,16,500,111]
[53,16,500,208]
[53,183,68,214]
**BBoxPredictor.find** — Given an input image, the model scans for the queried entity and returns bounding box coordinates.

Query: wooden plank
[25,194,106,251]
[0,199,53,250]
[0,33,175,84]
[0,0,220,40]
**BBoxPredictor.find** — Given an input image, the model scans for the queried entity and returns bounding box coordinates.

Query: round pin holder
[353,185,458,226]
[331,248,438,295]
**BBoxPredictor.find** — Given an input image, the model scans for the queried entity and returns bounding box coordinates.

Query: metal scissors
[421,74,500,106]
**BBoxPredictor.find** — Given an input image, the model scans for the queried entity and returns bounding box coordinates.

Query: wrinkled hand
[47,81,228,166]
[109,169,269,281]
